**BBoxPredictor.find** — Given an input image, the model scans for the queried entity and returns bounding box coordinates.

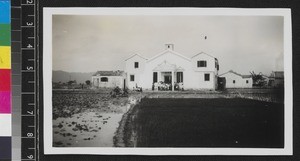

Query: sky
[52,15,284,75]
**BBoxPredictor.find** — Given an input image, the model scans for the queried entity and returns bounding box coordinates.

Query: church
[125,44,219,91]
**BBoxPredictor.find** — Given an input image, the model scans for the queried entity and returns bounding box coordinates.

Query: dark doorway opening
[164,75,171,83]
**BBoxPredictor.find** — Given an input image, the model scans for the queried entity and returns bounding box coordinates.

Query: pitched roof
[125,53,148,61]
[219,70,252,79]
[242,75,252,78]
[125,47,217,63]
[93,70,124,76]
[147,49,191,63]
[153,60,185,72]
[191,52,217,59]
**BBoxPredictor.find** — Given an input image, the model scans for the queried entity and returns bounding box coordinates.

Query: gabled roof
[219,70,252,79]
[153,60,185,72]
[125,53,148,61]
[147,49,191,63]
[242,75,252,78]
[191,52,217,59]
[93,70,124,76]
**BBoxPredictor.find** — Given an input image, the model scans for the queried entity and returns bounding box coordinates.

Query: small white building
[92,71,125,88]
[125,44,219,91]
[219,70,252,88]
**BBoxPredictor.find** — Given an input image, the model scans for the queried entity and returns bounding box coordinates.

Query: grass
[131,98,284,148]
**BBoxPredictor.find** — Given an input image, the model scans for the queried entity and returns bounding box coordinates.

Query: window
[153,72,157,83]
[177,72,183,83]
[101,77,108,82]
[130,75,135,81]
[197,60,207,67]
[204,73,210,81]
[134,62,139,68]
[246,80,249,84]
[233,80,236,84]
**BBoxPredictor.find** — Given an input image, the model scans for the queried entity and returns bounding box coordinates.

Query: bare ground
[52,89,283,147]
[52,91,131,147]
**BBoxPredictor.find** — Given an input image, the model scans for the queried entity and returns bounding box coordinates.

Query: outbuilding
[219,70,252,88]
[92,70,125,88]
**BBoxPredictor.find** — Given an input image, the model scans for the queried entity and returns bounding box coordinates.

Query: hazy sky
[52,15,283,75]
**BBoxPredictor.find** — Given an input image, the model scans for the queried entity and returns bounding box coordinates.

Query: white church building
[125,44,219,91]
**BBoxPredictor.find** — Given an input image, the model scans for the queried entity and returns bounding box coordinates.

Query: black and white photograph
[43,8,292,155]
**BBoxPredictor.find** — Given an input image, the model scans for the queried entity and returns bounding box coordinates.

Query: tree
[85,80,91,86]
[67,80,76,86]
[250,71,266,87]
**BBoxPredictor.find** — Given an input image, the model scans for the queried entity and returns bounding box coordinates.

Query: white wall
[125,55,147,89]
[140,50,194,89]
[190,53,218,89]
[191,71,216,89]
[191,53,218,75]
[92,76,124,88]
[125,50,219,90]
[221,72,253,88]
[140,50,217,90]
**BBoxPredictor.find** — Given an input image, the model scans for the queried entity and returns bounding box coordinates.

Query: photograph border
[43,7,293,155]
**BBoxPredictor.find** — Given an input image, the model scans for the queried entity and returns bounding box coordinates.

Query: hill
[52,70,94,84]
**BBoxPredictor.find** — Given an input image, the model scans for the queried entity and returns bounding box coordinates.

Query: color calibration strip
[0,0,12,160]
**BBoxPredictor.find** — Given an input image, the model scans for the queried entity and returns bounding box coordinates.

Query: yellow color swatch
[0,46,11,69]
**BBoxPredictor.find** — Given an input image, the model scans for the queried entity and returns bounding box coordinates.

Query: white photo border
[43,7,293,155]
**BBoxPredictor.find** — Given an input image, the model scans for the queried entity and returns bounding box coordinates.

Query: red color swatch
[0,69,10,91]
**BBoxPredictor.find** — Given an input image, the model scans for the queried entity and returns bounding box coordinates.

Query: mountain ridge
[52,70,95,84]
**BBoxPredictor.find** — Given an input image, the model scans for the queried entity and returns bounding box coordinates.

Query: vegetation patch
[126,98,284,148]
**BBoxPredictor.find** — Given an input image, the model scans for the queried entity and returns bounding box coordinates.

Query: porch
[152,61,184,91]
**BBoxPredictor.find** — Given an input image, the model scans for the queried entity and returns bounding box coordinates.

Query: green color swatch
[0,24,10,46]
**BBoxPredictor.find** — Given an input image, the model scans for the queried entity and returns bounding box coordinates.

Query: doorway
[164,75,171,83]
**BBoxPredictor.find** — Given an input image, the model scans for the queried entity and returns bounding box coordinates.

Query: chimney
[165,44,174,50]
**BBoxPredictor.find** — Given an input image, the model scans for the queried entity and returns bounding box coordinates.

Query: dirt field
[52,90,131,147]
[52,88,284,148]
[126,98,284,148]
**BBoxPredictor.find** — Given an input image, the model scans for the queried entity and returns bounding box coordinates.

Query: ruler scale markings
[20,0,36,160]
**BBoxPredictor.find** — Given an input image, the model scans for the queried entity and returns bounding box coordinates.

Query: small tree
[250,71,266,87]
[67,80,76,85]
[85,80,91,86]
